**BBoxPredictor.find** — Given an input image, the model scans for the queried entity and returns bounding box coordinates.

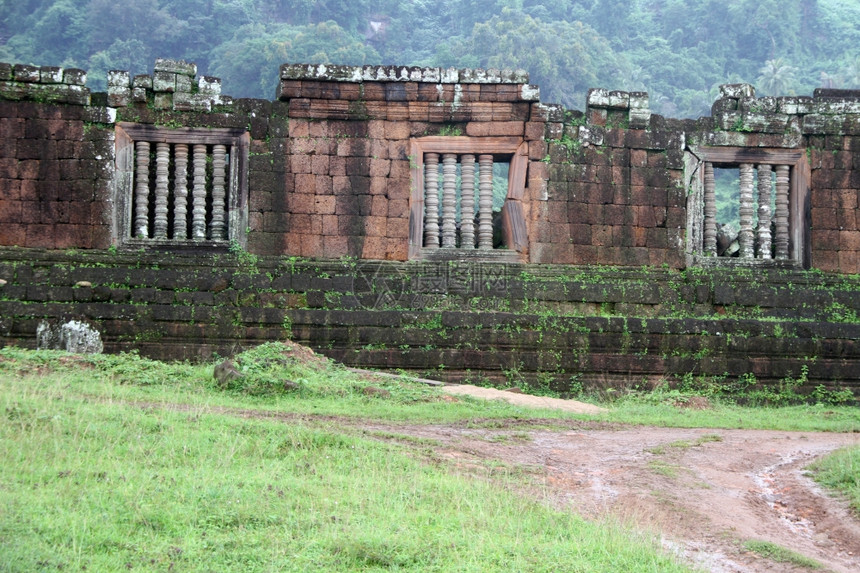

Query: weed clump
[212,341,442,403]
[212,341,328,395]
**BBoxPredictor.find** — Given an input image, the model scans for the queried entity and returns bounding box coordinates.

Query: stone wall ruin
[0,58,858,395]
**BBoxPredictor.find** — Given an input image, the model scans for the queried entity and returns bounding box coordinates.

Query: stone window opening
[686,147,809,267]
[114,123,249,249]
[409,136,528,261]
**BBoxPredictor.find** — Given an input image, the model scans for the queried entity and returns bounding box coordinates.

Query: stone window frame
[114,122,249,250]
[408,136,529,261]
[686,146,810,268]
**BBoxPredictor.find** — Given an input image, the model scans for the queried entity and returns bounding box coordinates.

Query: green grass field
[1,343,858,572]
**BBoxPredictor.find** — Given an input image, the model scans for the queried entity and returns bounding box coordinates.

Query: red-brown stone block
[364,216,387,237]
[289,192,315,214]
[322,214,338,235]
[386,217,409,239]
[408,103,430,121]
[837,189,859,210]
[24,223,56,248]
[0,222,24,245]
[388,160,410,180]
[388,199,408,219]
[332,175,351,194]
[361,236,387,259]
[0,179,20,200]
[840,230,860,250]
[465,121,524,137]
[20,201,40,224]
[294,174,316,195]
[290,154,312,174]
[813,249,840,273]
[388,140,408,160]
[386,238,408,261]
[812,208,838,230]
[370,195,388,217]
[839,250,859,273]
[838,208,857,230]
[369,158,391,178]
[314,175,333,195]
[323,235,349,257]
[383,121,410,140]
[311,154,330,175]
[0,200,22,223]
[329,156,347,176]
[811,188,835,209]
[314,195,336,215]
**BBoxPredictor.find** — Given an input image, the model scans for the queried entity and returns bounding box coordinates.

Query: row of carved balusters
[702,162,790,259]
[133,142,229,240]
[423,153,496,249]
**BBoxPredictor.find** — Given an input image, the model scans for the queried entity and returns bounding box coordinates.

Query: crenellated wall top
[0,62,90,105]
[279,63,529,85]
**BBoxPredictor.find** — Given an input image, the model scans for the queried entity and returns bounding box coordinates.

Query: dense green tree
[2,0,89,66]
[211,21,380,98]
[843,55,860,88]
[757,58,799,95]
[2,0,860,115]
[437,9,626,109]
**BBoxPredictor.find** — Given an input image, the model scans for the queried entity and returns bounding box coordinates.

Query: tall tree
[211,21,380,99]
[756,58,799,95]
[436,9,626,109]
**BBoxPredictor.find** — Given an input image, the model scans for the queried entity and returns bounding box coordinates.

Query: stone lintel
[719,83,756,99]
[153,58,197,77]
[776,96,814,115]
[133,75,153,89]
[107,70,130,87]
[279,63,529,84]
[62,68,87,86]
[0,80,91,105]
[39,66,63,84]
[153,71,176,93]
[13,64,40,82]
[198,76,222,96]
[813,88,860,99]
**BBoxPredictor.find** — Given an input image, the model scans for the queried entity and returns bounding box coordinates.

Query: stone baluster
[478,154,494,249]
[172,144,188,239]
[133,141,150,238]
[774,165,790,259]
[153,142,170,238]
[460,154,476,249]
[191,144,208,239]
[441,153,457,248]
[423,153,440,248]
[738,163,755,258]
[210,144,228,240]
[756,164,773,259]
[703,162,717,255]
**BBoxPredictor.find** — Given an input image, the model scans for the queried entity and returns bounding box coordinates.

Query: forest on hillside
[2,0,860,118]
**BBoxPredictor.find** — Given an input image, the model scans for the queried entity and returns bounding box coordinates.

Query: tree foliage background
[2,0,860,117]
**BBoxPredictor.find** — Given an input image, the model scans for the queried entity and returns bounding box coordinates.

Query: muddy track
[129,396,860,572]
[356,421,860,573]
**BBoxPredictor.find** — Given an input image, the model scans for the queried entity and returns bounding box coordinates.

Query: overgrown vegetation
[1,344,859,570]
[0,346,690,572]
[809,446,860,516]
[742,540,824,569]
[616,367,856,410]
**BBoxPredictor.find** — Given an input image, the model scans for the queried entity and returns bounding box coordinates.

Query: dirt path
[130,383,860,572]
[440,383,607,414]
[359,417,860,573]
